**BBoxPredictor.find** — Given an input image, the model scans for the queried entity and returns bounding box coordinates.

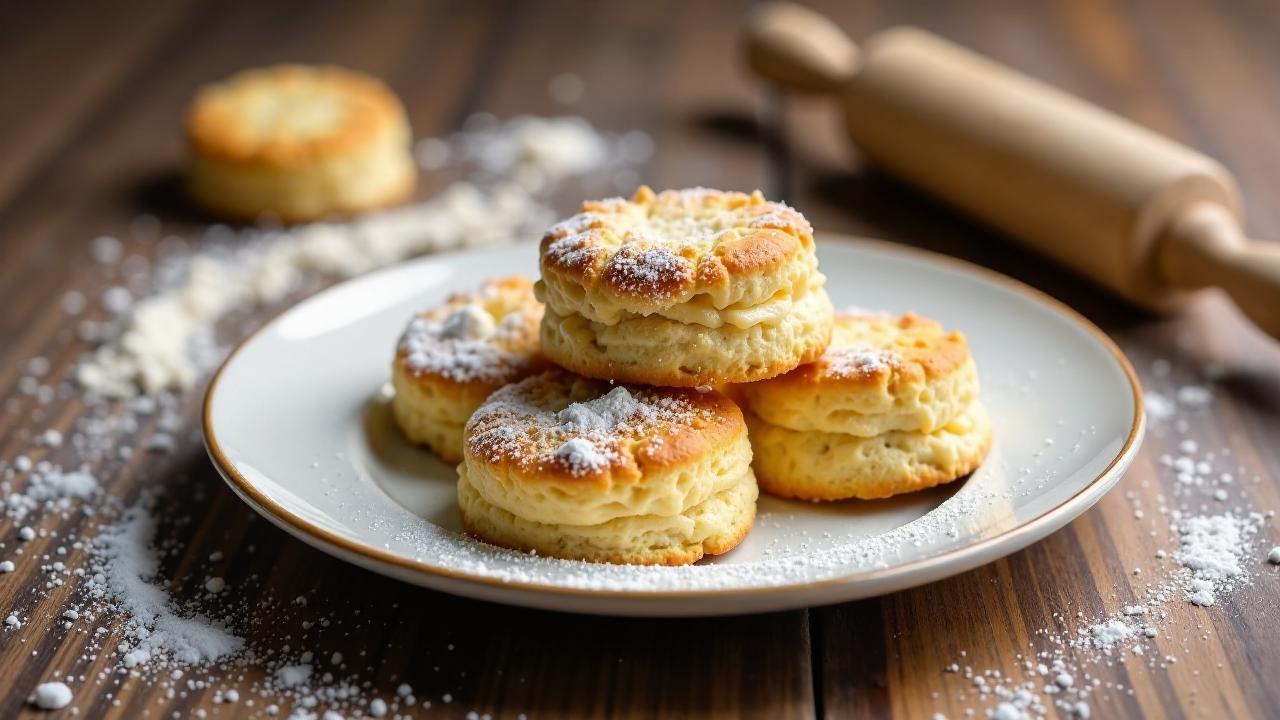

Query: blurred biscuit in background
[185,64,415,223]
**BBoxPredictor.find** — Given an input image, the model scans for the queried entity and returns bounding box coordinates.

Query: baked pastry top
[395,276,544,390]
[185,64,415,222]
[390,276,546,463]
[187,64,408,167]
[465,369,743,488]
[458,369,758,564]
[537,185,823,327]
[737,310,978,436]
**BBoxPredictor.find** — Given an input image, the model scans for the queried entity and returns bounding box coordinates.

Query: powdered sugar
[439,304,497,341]
[552,438,610,475]
[555,386,655,432]
[399,312,520,383]
[825,347,895,378]
[1174,513,1258,606]
[30,681,73,709]
[5,465,99,521]
[87,498,244,665]
[468,380,705,477]
[603,245,692,298]
[1081,620,1134,650]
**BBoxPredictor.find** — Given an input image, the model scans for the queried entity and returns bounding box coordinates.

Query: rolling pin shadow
[744,2,1280,341]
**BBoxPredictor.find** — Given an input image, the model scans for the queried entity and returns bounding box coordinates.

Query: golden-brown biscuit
[186,64,415,222]
[736,310,991,501]
[391,276,547,463]
[737,311,979,436]
[745,402,991,501]
[458,369,757,565]
[535,186,833,386]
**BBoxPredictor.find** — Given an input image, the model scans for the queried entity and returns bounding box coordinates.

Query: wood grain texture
[0,0,1277,718]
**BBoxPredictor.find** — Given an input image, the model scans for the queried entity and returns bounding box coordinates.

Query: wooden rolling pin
[744,2,1280,340]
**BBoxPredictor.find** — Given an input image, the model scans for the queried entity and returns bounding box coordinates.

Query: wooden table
[3,1,1279,717]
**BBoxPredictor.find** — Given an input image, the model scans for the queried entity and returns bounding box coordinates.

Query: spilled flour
[934,360,1275,720]
[87,496,244,667]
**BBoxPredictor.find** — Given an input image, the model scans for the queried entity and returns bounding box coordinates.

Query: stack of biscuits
[391,186,991,566]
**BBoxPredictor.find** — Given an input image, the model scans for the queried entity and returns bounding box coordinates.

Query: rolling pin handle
[743,2,860,94]
[1159,202,1280,340]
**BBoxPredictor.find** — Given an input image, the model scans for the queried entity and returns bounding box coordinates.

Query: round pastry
[186,64,416,223]
[458,370,757,565]
[535,186,833,386]
[736,310,991,501]
[391,276,546,463]
[736,311,979,436]
[744,402,992,501]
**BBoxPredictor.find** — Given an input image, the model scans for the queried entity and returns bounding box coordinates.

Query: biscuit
[391,276,546,463]
[736,311,979,436]
[458,370,757,565]
[186,64,415,223]
[745,401,992,501]
[535,186,833,386]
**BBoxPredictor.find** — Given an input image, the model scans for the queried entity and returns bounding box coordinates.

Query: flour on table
[935,369,1273,719]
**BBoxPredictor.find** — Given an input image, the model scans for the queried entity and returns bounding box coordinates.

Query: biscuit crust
[534,186,833,386]
[458,369,758,564]
[185,64,415,222]
[457,466,758,565]
[745,402,992,501]
[539,288,833,387]
[538,186,818,320]
[737,311,979,436]
[391,276,546,462]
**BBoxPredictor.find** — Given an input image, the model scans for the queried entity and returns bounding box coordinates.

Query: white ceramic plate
[204,236,1143,617]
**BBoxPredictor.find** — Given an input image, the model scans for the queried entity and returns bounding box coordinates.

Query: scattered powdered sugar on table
[933,356,1276,719]
[1174,512,1258,606]
[30,682,73,710]
[87,496,244,666]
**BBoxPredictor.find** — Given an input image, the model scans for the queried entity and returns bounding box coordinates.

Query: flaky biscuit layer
[745,402,992,501]
[737,311,979,436]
